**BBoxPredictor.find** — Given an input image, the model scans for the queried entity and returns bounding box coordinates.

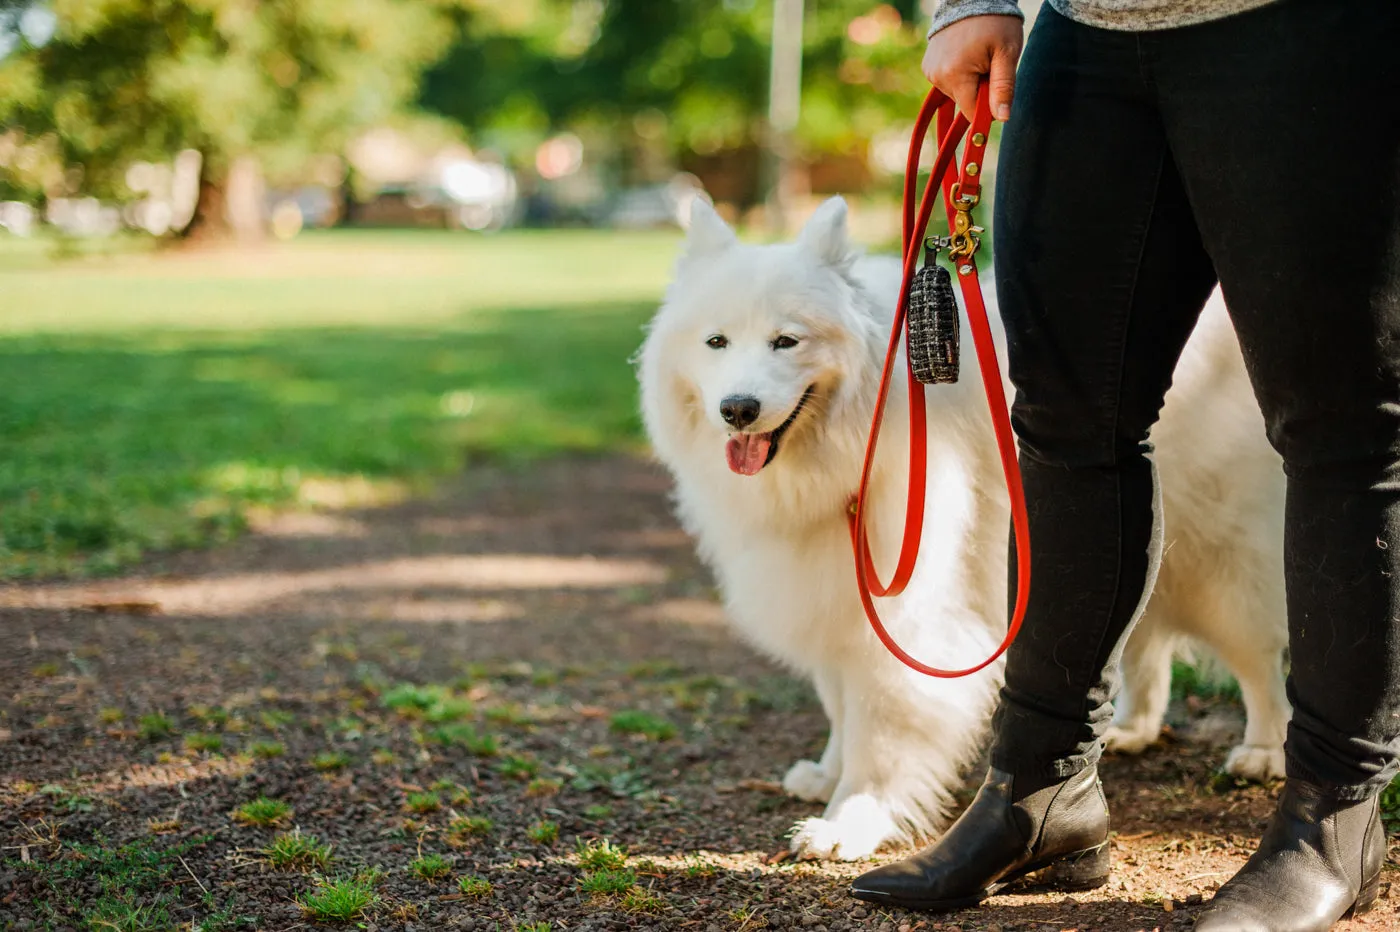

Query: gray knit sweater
[929,0,1280,33]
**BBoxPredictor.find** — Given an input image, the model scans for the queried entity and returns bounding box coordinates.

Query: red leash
[848,83,1031,678]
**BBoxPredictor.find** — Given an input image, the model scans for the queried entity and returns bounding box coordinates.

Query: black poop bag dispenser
[905,239,960,385]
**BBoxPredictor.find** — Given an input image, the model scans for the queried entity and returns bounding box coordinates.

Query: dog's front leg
[782,666,844,802]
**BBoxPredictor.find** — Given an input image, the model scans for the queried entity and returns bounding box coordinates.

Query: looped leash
[848,83,1031,678]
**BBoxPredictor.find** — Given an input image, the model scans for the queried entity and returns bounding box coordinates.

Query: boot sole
[849,842,1111,913]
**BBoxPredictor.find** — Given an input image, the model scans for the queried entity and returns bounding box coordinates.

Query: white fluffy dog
[637,196,1290,860]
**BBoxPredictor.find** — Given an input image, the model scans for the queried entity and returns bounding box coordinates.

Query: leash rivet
[958,264,973,276]
[965,162,980,176]
[971,133,986,147]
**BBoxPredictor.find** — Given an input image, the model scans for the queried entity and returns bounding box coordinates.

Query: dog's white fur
[637,196,1290,860]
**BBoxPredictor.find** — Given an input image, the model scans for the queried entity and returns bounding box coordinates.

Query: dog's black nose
[720,395,761,429]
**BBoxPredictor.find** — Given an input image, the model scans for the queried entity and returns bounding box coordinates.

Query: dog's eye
[706,335,728,349]
[772,335,799,350]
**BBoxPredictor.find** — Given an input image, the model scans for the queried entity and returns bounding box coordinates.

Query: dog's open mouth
[725,386,815,476]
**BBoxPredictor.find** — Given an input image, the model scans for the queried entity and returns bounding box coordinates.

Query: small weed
[188,704,230,727]
[446,815,493,845]
[424,696,474,723]
[485,703,532,727]
[137,712,174,740]
[580,868,637,896]
[146,818,182,834]
[576,838,628,871]
[98,707,123,725]
[458,874,493,897]
[232,797,292,827]
[514,923,551,932]
[609,710,677,741]
[405,791,441,814]
[1381,772,1400,832]
[620,885,668,913]
[310,751,350,772]
[526,820,559,845]
[583,803,613,820]
[184,732,224,753]
[265,830,333,871]
[685,855,717,878]
[498,754,540,781]
[525,777,562,798]
[297,874,377,921]
[259,709,296,730]
[31,661,60,678]
[449,786,473,807]
[249,740,285,759]
[370,748,396,765]
[408,853,451,881]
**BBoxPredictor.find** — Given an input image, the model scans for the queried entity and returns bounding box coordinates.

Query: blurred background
[0,0,1040,579]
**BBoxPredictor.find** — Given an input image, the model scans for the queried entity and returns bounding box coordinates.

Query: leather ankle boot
[1194,779,1384,932]
[849,765,1111,912]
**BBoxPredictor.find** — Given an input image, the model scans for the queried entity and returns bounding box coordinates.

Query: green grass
[407,853,452,881]
[526,819,559,845]
[498,753,540,781]
[231,796,292,827]
[248,740,286,759]
[136,712,174,740]
[183,732,225,753]
[0,229,678,579]
[609,710,678,741]
[404,791,441,814]
[13,835,209,931]
[458,874,493,898]
[446,815,493,844]
[264,830,333,871]
[1170,659,1243,703]
[296,873,378,921]
[580,867,637,896]
[310,750,350,772]
[575,838,628,872]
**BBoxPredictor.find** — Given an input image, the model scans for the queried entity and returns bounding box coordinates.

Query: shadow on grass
[0,300,654,578]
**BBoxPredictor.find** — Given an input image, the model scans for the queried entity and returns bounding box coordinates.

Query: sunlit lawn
[0,228,683,578]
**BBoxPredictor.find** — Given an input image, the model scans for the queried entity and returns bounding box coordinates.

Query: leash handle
[848,83,1031,678]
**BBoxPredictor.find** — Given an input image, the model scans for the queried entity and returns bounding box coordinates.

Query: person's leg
[852,6,1217,909]
[1146,1,1400,927]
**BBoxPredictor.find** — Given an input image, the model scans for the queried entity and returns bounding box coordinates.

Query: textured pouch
[906,246,959,384]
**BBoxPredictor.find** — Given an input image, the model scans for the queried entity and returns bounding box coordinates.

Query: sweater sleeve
[927,0,1024,37]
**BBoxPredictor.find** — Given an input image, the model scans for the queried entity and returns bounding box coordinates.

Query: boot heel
[1344,874,1381,918]
[1041,843,1110,892]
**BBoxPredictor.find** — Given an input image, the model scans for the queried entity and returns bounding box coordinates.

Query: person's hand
[921,15,1024,122]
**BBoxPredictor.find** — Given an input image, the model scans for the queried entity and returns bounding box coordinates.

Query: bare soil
[1,455,1395,932]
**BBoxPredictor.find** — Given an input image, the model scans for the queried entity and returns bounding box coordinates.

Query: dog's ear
[798,196,853,268]
[681,197,736,260]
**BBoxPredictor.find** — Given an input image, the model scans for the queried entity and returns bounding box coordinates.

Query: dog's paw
[782,760,838,803]
[1223,743,1285,782]
[788,794,897,861]
[1103,722,1162,755]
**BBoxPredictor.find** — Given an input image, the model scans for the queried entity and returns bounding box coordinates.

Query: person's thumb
[989,44,1018,122]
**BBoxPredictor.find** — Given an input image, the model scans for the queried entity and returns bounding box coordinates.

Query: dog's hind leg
[1105,613,1177,755]
[1209,617,1288,781]
[783,666,843,803]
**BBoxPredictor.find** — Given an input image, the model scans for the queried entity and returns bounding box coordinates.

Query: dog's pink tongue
[725,432,772,476]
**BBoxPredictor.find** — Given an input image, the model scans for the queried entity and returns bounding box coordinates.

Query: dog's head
[639,196,884,479]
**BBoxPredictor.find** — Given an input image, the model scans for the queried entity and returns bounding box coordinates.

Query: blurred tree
[420,0,930,206]
[0,0,464,236]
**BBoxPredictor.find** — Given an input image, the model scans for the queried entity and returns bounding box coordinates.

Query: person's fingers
[988,43,1019,121]
[942,69,982,121]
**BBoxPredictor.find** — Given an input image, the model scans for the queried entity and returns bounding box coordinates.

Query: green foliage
[408,853,452,880]
[526,819,559,845]
[264,830,333,871]
[232,797,292,827]
[609,710,677,741]
[1381,773,1400,834]
[310,750,349,772]
[16,835,210,932]
[458,874,493,897]
[183,732,224,753]
[296,873,378,922]
[446,815,493,844]
[248,740,286,759]
[404,791,440,814]
[0,229,672,579]
[575,837,627,872]
[136,712,174,740]
[1170,659,1243,703]
[1,0,466,200]
[579,867,636,896]
[498,753,540,781]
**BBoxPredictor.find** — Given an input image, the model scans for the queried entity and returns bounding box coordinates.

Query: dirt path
[1,455,1395,931]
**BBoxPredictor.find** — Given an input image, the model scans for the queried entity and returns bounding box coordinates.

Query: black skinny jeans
[989,0,1400,798]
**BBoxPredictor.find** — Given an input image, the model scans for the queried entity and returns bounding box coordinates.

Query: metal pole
[766,0,803,235]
